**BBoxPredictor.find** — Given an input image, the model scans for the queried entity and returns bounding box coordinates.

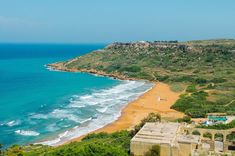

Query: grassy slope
[61,39,235,117]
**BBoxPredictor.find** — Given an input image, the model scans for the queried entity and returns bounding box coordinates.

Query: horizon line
[0,38,234,45]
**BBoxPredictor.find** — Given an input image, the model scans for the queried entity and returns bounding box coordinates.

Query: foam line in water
[35,80,153,146]
[15,130,40,136]
[0,120,21,127]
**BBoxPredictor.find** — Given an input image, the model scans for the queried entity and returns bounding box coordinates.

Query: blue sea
[0,44,153,147]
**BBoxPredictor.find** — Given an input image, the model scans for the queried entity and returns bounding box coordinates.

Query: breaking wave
[0,120,21,127]
[36,80,153,146]
[15,130,40,136]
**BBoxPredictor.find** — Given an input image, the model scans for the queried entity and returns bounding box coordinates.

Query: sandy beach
[70,82,184,142]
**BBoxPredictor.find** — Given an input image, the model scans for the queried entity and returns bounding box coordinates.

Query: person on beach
[157,96,161,102]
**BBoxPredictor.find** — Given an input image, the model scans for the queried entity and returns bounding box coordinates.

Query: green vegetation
[186,85,197,93]
[171,91,213,118]
[176,116,192,123]
[169,83,185,92]
[4,132,130,156]
[129,113,161,137]
[203,132,212,139]
[58,39,235,117]
[2,113,161,156]
[171,89,235,118]
[197,120,235,130]
[0,144,3,156]
[215,133,223,141]
[144,145,160,156]
[226,133,235,142]
[192,130,201,135]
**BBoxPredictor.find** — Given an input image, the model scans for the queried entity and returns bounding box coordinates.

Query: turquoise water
[0,44,153,147]
[208,116,227,121]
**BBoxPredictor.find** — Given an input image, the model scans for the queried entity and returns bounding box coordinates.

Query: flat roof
[131,122,200,146]
[131,122,180,145]
[177,134,200,144]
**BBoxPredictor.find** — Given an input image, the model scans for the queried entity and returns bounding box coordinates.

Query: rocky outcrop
[105,41,190,51]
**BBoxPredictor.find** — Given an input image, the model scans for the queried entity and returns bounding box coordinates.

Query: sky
[0,0,235,43]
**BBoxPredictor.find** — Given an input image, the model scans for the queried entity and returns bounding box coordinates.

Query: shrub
[192,130,201,135]
[203,132,212,139]
[215,133,223,141]
[10,131,131,156]
[96,65,104,70]
[206,83,215,89]
[120,66,141,72]
[5,145,23,156]
[154,73,169,81]
[145,145,160,156]
[186,85,197,93]
[197,120,235,130]
[105,65,121,73]
[171,91,210,118]
[170,84,185,92]
[176,116,192,123]
[194,78,207,84]
[136,72,153,80]
[170,75,194,83]
[185,109,206,118]
[211,78,227,83]
[193,69,200,73]
[226,133,235,142]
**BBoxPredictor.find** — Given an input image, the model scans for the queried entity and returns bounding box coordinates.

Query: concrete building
[130,122,200,156]
[183,127,235,153]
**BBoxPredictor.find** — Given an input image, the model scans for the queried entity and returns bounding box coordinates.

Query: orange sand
[69,82,184,143]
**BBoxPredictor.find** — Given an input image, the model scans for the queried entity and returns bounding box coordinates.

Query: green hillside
[2,131,130,156]
[52,39,235,118]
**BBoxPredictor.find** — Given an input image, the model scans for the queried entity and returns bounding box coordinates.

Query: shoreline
[36,80,153,146]
[47,63,184,145]
[47,62,144,81]
[69,82,184,143]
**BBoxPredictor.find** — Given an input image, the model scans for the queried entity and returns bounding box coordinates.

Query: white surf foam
[30,114,48,119]
[35,80,153,146]
[96,107,108,113]
[79,117,92,124]
[15,130,40,136]
[5,120,21,127]
[45,65,61,72]
[50,109,81,123]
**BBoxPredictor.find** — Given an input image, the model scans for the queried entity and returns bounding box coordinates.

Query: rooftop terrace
[131,122,180,145]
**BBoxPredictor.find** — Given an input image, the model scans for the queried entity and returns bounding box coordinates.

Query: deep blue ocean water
[0,44,152,147]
